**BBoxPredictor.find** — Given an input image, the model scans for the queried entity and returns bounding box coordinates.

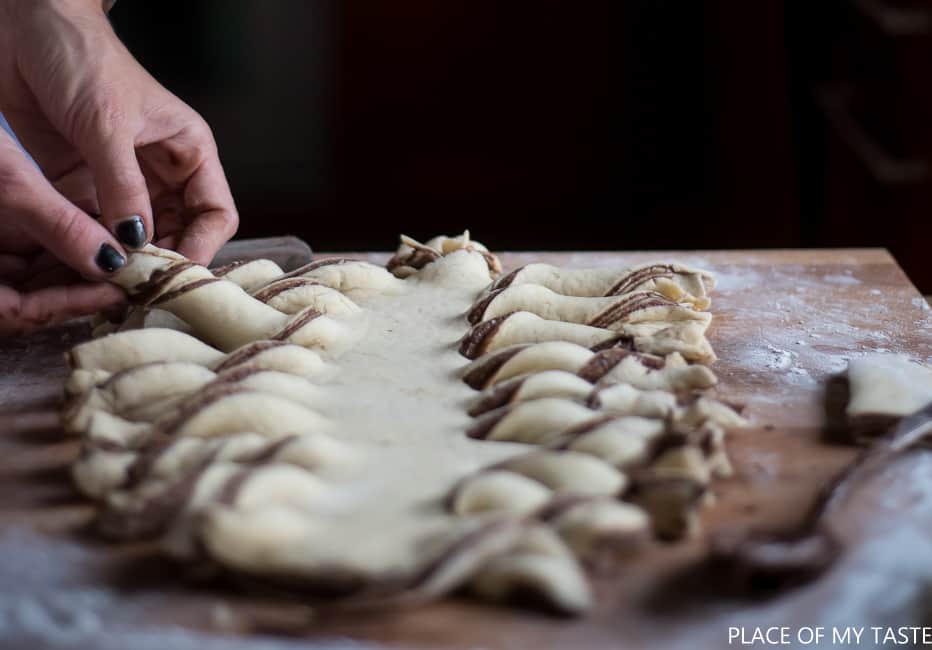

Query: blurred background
[112,0,932,291]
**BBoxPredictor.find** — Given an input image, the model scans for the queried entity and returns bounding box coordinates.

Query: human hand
[0,0,239,332]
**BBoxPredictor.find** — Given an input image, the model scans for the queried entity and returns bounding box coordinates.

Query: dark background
[112,1,932,291]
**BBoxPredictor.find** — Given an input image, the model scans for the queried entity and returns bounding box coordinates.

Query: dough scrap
[846,354,932,436]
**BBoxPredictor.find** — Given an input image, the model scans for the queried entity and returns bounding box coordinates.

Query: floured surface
[2,247,932,649]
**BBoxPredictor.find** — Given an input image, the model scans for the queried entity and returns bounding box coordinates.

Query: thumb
[0,133,128,280]
[79,129,154,251]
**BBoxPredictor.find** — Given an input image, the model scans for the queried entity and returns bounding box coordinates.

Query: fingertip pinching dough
[62,231,746,615]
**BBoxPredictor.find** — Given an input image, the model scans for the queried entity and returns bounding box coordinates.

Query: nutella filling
[132,261,196,304]
[465,407,512,440]
[211,259,250,277]
[467,378,526,417]
[604,265,676,297]
[211,340,290,373]
[159,385,252,436]
[458,314,512,360]
[386,248,440,273]
[488,266,523,292]
[278,257,361,281]
[461,345,528,389]
[272,308,323,341]
[151,277,222,306]
[576,348,665,383]
[252,278,325,303]
[587,293,675,329]
[466,288,505,325]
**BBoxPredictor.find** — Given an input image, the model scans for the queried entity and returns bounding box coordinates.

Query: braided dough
[63,233,745,614]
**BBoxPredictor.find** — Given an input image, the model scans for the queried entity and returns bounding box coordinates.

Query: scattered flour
[822,274,862,286]
[764,345,795,371]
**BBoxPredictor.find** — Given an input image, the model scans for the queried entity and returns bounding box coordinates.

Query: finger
[52,164,101,217]
[148,188,185,243]
[154,233,179,250]
[0,255,29,282]
[24,250,68,277]
[21,254,84,291]
[77,124,153,251]
[176,155,239,265]
[0,282,125,335]
[0,131,128,280]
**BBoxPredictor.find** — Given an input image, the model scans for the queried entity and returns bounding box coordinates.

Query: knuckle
[108,166,147,197]
[1,293,24,323]
[171,119,214,171]
[93,84,130,132]
[187,113,215,143]
[172,144,206,172]
[70,86,129,142]
[221,208,239,233]
[0,292,42,335]
[97,94,128,131]
[20,301,54,329]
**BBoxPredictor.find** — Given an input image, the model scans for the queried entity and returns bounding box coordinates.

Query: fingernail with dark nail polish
[96,243,125,273]
[116,215,146,248]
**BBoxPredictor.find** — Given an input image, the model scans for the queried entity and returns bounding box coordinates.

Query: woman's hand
[0,0,238,333]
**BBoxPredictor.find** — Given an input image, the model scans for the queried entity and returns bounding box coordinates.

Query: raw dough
[846,354,932,434]
[488,262,714,308]
[63,233,742,614]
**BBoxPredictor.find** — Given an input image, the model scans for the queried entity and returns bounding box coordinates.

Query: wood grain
[1,245,930,649]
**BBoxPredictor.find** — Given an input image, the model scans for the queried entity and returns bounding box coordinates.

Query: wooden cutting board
[1,242,930,650]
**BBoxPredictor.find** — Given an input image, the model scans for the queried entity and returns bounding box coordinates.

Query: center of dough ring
[62,232,747,615]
